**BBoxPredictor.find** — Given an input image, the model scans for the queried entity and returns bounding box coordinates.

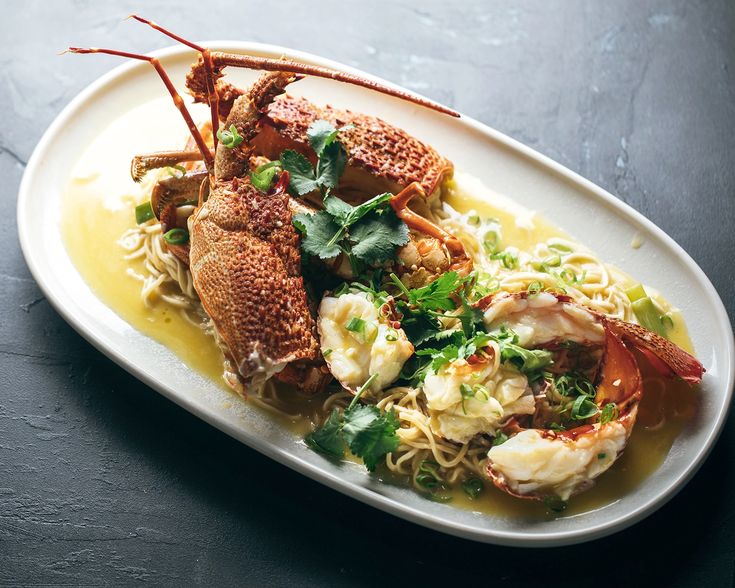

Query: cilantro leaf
[500,342,553,373]
[282,150,318,196]
[315,142,347,189]
[343,192,392,226]
[323,192,354,224]
[306,120,353,156]
[293,211,342,259]
[305,409,345,458]
[343,405,400,472]
[349,210,409,265]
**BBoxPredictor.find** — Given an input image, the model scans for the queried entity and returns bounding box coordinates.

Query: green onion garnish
[163,227,189,245]
[385,328,399,342]
[461,477,484,500]
[570,395,599,420]
[483,230,499,254]
[468,215,481,226]
[416,460,443,490]
[548,242,573,254]
[492,432,508,446]
[135,201,155,224]
[216,124,244,149]
[527,281,543,296]
[345,317,367,334]
[250,160,281,192]
[599,402,619,424]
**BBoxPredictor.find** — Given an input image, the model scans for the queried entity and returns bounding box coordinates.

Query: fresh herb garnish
[216,124,244,148]
[167,164,187,178]
[294,191,408,274]
[281,120,353,196]
[250,160,281,192]
[163,227,188,245]
[599,402,619,425]
[543,496,568,513]
[492,432,509,446]
[305,374,400,472]
[462,477,484,500]
[570,394,599,420]
[135,201,155,224]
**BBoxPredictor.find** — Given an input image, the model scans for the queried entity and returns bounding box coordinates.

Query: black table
[3,1,734,585]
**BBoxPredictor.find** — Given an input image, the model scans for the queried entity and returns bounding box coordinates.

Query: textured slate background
[2,0,734,585]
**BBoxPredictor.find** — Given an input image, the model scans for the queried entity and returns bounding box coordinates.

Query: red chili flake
[467,354,481,365]
[391,321,401,329]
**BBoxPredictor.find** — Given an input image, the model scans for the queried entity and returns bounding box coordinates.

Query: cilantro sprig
[281,120,353,196]
[305,374,400,472]
[294,191,409,274]
[284,120,409,275]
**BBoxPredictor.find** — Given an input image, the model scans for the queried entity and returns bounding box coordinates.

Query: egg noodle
[119,174,639,495]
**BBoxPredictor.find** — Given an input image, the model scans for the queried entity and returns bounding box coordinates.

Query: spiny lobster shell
[252,95,453,202]
[188,172,320,388]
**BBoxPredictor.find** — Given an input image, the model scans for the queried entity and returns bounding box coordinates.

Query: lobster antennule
[65,46,214,171]
[127,14,221,147]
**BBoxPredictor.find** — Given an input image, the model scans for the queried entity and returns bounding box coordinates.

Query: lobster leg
[131,150,209,182]
[391,182,471,273]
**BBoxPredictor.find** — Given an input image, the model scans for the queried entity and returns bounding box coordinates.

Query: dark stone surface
[2,0,734,585]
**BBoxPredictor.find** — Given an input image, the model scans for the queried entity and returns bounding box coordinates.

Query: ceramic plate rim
[17,42,735,547]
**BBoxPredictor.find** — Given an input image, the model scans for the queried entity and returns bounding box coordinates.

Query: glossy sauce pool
[62,100,699,519]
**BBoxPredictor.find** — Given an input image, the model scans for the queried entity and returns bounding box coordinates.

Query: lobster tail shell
[603,317,704,385]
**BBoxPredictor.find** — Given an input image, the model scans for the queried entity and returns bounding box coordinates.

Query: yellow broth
[62,114,698,519]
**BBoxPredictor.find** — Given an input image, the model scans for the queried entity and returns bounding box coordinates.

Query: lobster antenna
[127,15,221,148]
[211,53,460,117]
[65,47,214,171]
[121,15,458,118]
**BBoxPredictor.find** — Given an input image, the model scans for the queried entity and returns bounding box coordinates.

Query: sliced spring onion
[527,281,543,296]
[323,348,333,357]
[167,164,187,178]
[543,254,561,267]
[570,394,599,420]
[163,227,189,245]
[345,317,366,334]
[468,214,481,226]
[548,242,573,254]
[544,496,567,513]
[599,402,619,425]
[135,201,155,224]
[631,297,669,337]
[462,477,484,500]
[250,160,281,192]
[163,228,189,245]
[217,124,244,148]
[492,432,508,446]
[385,328,399,342]
[416,460,443,490]
[625,283,647,302]
[483,230,499,254]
